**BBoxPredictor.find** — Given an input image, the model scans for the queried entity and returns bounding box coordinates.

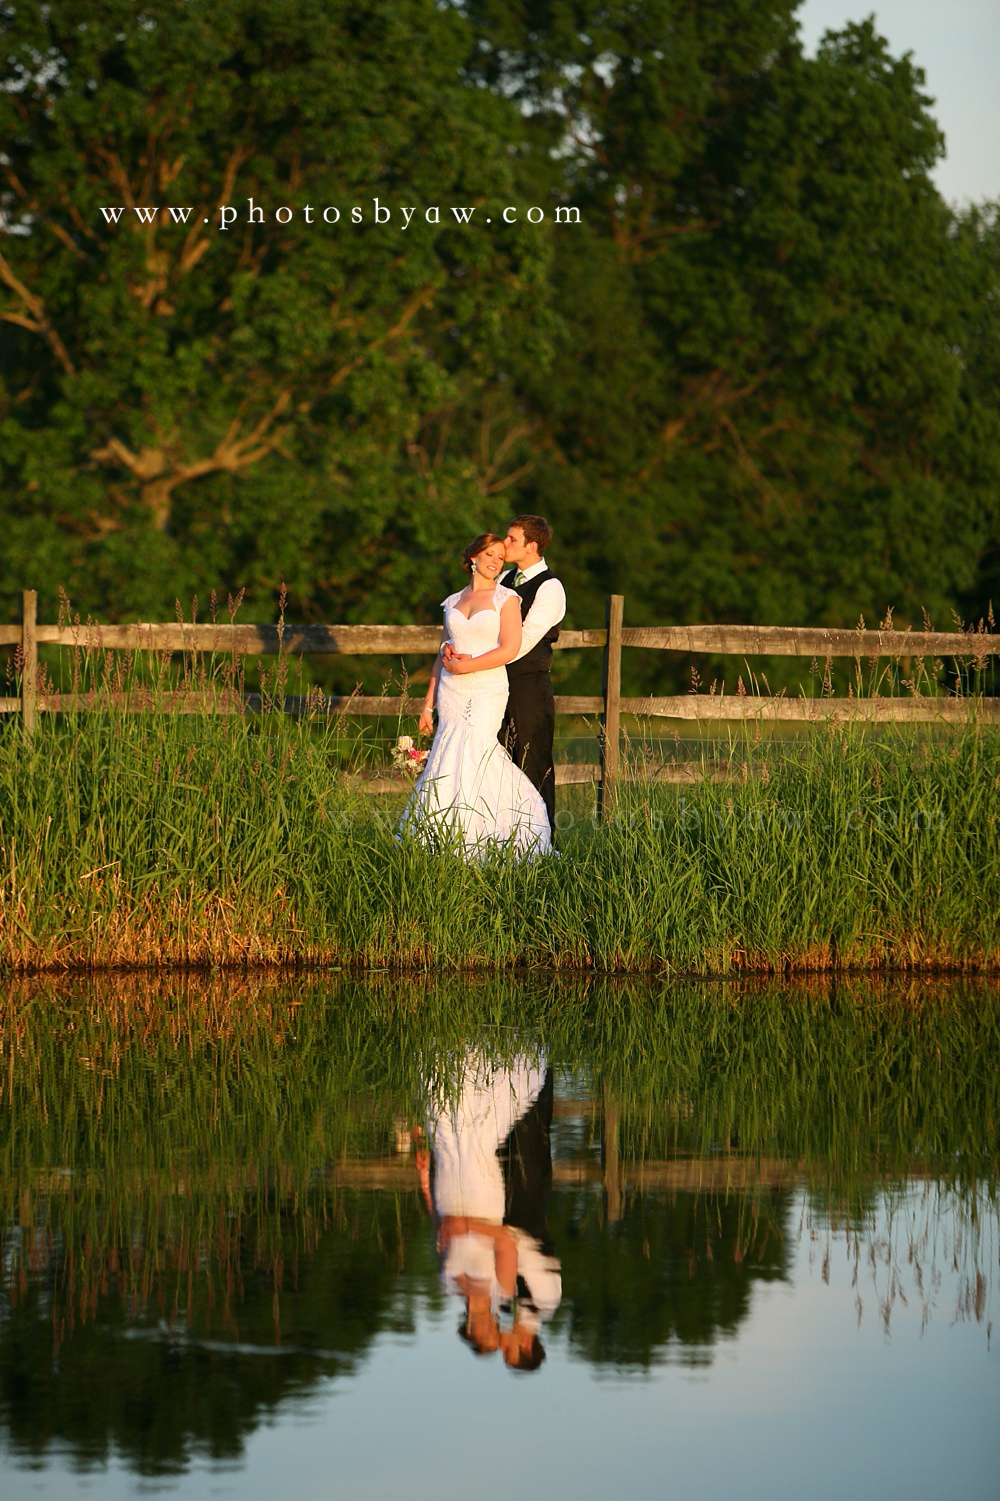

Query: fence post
[598,593,623,821]
[21,590,37,738]
[601,1082,622,1223]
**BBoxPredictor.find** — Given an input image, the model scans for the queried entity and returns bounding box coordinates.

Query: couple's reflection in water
[3,973,994,1485]
[416,1050,561,1372]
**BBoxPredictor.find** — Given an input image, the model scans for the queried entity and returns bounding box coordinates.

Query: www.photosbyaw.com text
[98,198,582,230]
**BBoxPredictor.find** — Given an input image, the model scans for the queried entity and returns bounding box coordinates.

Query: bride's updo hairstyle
[462,532,505,574]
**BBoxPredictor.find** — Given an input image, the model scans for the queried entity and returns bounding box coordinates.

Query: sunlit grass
[3,633,1000,973]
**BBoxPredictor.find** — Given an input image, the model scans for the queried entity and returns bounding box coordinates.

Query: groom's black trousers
[499,670,556,835]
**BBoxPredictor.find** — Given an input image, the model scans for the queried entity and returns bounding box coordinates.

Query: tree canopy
[1,0,997,692]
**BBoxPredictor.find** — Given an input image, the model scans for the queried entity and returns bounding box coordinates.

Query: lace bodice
[442,584,519,658]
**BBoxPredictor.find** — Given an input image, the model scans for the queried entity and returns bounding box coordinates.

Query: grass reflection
[0,973,996,1468]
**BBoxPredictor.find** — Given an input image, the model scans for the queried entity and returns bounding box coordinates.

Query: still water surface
[1,974,997,1498]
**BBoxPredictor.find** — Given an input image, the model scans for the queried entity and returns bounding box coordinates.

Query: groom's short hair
[509,514,551,556]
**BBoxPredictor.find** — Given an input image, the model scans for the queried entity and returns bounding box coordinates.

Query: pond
[1,973,997,1499]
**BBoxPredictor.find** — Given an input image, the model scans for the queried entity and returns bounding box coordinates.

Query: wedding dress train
[399,585,551,857]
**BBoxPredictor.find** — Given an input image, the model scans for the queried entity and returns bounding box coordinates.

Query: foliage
[0,0,552,641]
[462,4,1000,687]
[2,3,999,699]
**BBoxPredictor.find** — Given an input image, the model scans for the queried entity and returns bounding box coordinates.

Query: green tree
[3,0,999,703]
[0,0,552,638]
[462,4,1000,690]
[953,201,1000,623]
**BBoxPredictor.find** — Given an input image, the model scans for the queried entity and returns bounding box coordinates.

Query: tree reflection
[551,1188,789,1369]
[0,971,996,1473]
[0,1191,432,1474]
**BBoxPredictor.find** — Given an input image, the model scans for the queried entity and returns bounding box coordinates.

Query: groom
[445,514,565,834]
[497,516,565,835]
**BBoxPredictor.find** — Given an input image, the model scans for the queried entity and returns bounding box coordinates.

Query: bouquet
[391,734,428,776]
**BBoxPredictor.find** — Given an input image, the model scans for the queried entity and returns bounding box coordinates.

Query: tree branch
[717,411,782,511]
[4,166,90,260]
[327,284,436,391]
[483,458,534,495]
[0,251,77,376]
[93,147,136,209]
[89,392,293,530]
[179,143,256,276]
[476,415,537,494]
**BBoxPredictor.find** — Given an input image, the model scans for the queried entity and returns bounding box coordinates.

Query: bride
[398,534,551,857]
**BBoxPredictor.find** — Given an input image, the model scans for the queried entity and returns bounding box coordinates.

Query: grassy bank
[3,674,1000,972]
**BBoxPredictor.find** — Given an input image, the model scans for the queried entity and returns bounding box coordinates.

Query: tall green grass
[3,635,1000,972]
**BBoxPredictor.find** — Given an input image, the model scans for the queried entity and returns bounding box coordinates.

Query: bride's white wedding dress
[399,584,551,857]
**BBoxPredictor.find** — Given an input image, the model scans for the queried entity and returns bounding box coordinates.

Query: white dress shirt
[509,1228,563,1321]
[508,560,566,664]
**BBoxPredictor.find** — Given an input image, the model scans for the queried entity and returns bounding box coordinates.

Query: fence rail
[5,590,999,814]
[5,617,996,659]
[0,621,606,653]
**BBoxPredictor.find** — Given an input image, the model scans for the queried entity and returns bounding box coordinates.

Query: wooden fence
[4,589,1000,813]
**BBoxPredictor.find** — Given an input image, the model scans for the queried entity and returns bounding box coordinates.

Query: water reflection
[0,973,996,1491]
[420,1050,560,1369]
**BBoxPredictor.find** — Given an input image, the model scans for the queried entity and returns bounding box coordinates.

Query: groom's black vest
[503,567,561,679]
